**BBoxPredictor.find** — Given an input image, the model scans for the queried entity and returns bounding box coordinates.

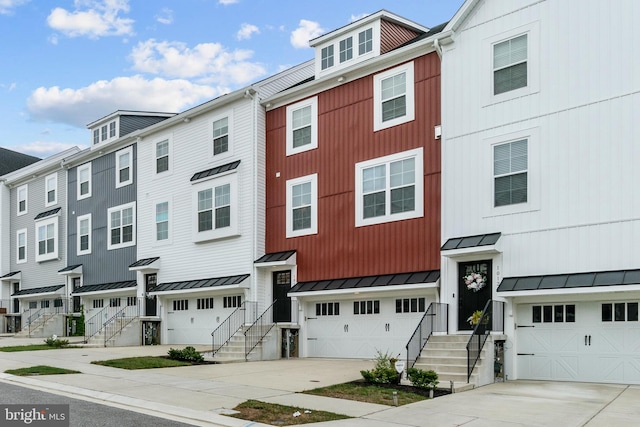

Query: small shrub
[44,336,69,348]
[407,368,439,390]
[360,350,400,384]
[167,346,204,363]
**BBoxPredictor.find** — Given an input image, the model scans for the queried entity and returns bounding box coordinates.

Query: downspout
[245,88,259,309]
[434,37,443,60]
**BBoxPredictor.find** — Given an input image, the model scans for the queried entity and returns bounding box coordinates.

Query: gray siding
[67,144,137,286]
[9,170,68,290]
[119,115,171,138]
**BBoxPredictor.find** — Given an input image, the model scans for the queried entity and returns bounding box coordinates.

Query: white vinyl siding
[115,146,133,188]
[108,202,136,250]
[286,97,318,156]
[77,214,91,255]
[373,62,415,131]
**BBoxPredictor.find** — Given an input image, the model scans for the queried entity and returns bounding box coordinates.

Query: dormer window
[321,45,334,70]
[339,37,353,63]
[93,129,99,145]
[101,125,108,142]
[109,121,116,138]
[358,28,373,55]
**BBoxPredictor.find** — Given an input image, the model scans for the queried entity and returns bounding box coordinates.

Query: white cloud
[218,0,239,5]
[26,75,221,128]
[14,141,85,158]
[156,7,173,25]
[350,13,370,22]
[129,39,266,86]
[0,0,30,15]
[290,20,324,49]
[236,23,259,41]
[47,0,135,39]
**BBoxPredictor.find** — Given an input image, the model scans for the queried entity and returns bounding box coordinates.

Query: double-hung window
[77,163,91,199]
[286,97,318,156]
[494,139,528,207]
[109,121,116,138]
[101,125,107,141]
[108,202,135,250]
[321,45,334,70]
[17,185,27,215]
[93,129,99,145]
[213,117,229,155]
[339,37,353,63]
[156,139,169,173]
[373,62,415,131]
[156,201,169,241]
[35,216,58,262]
[77,214,91,255]
[193,171,238,242]
[286,174,317,238]
[493,34,528,95]
[355,148,423,227]
[115,146,133,188]
[45,173,57,207]
[358,28,373,55]
[16,229,27,264]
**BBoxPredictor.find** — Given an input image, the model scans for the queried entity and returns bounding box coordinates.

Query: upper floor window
[339,37,353,63]
[355,148,424,227]
[17,184,27,215]
[16,229,27,264]
[115,146,133,188]
[321,45,334,70]
[77,163,92,200]
[493,34,527,95]
[108,202,135,250]
[193,173,238,242]
[358,28,373,55]
[77,214,91,255]
[494,139,528,207]
[35,216,58,262]
[45,173,57,207]
[286,97,318,156]
[101,125,108,141]
[373,61,415,131]
[156,139,169,173]
[93,129,99,145]
[213,117,229,156]
[109,121,116,138]
[156,201,169,241]
[286,174,318,238]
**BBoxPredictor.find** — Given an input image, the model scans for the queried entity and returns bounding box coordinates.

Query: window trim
[210,111,234,160]
[107,202,136,250]
[77,162,92,200]
[155,138,170,175]
[286,97,318,156]
[16,228,27,264]
[35,215,58,263]
[115,146,134,188]
[373,61,415,131]
[77,214,92,256]
[17,184,28,216]
[355,148,424,227]
[44,173,57,207]
[286,173,318,238]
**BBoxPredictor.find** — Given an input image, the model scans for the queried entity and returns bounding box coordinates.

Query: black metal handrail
[211,301,257,356]
[405,302,448,368]
[103,302,140,347]
[466,300,505,382]
[244,300,277,360]
[84,306,119,342]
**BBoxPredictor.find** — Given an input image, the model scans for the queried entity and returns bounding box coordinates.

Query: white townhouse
[132,61,314,346]
[439,0,640,384]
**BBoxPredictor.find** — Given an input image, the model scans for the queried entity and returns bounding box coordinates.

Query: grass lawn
[0,344,72,352]
[228,400,350,426]
[303,381,430,406]
[5,365,81,376]
[91,356,192,370]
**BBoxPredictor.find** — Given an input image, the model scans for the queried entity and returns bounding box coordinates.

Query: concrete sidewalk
[0,337,638,426]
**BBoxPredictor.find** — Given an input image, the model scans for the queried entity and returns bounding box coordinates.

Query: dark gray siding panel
[67,144,137,286]
[119,116,171,137]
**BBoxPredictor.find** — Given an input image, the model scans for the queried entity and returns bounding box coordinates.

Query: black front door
[273,271,292,323]
[458,260,492,331]
[145,274,158,317]
[72,277,81,313]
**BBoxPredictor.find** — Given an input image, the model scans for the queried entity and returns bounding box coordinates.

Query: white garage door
[306,298,425,359]
[166,299,217,345]
[516,301,640,384]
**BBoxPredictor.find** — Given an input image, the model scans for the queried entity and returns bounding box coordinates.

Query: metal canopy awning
[497,269,640,292]
[72,280,137,295]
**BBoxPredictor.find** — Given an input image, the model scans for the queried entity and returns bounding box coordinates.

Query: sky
[0,0,464,159]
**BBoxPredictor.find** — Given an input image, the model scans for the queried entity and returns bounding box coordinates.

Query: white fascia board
[499,283,640,299]
[255,253,297,268]
[58,266,83,276]
[0,272,21,282]
[289,282,439,299]
[442,244,502,258]
[443,0,480,33]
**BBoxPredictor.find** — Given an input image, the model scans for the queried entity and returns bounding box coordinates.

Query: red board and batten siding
[265,53,441,282]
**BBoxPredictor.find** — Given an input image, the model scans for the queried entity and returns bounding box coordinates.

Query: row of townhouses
[1,0,639,387]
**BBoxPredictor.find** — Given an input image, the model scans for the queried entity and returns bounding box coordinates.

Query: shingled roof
[0,147,40,175]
